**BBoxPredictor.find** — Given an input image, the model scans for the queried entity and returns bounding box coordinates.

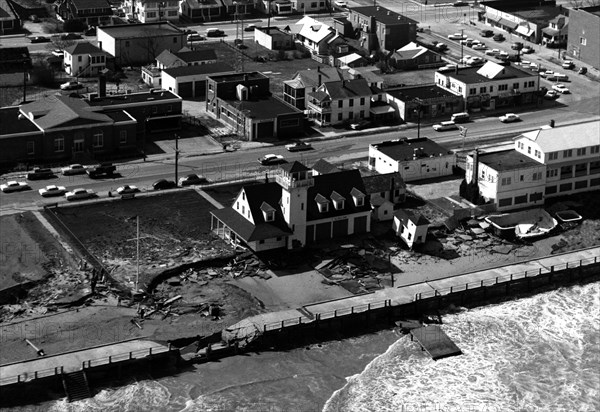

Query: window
[514,194,528,204]
[360,97,365,105]
[120,130,127,144]
[27,141,34,155]
[528,81,535,87]
[513,83,519,89]
[590,161,600,174]
[498,198,512,207]
[530,192,543,201]
[173,37,177,43]
[548,152,558,161]
[580,37,587,46]
[359,110,365,118]
[338,100,343,108]
[577,148,586,156]
[527,146,531,154]
[469,88,476,95]
[560,183,572,192]
[575,180,588,189]
[534,150,540,157]
[575,163,588,177]
[349,99,354,107]
[480,87,486,93]
[501,177,511,186]
[520,174,524,182]
[498,84,508,91]
[547,169,558,178]
[560,165,573,179]
[591,145,599,155]
[545,185,557,195]
[265,211,275,222]
[532,172,542,181]
[54,137,64,152]
[78,55,82,62]
[338,113,343,121]
[563,149,572,158]
[489,86,493,92]
[93,131,104,147]
[348,112,354,119]
[125,41,130,47]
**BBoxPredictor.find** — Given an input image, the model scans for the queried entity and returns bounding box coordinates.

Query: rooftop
[21,95,112,129]
[87,90,181,106]
[372,138,454,161]
[312,158,340,174]
[482,0,566,24]
[104,110,135,122]
[362,172,406,194]
[518,121,600,152]
[163,62,234,78]
[222,96,300,120]
[64,42,106,56]
[0,107,41,137]
[395,209,430,226]
[71,0,110,10]
[98,22,184,39]
[476,149,542,171]
[576,5,600,17]
[350,6,418,25]
[441,62,535,84]
[386,85,460,101]
[207,71,267,83]
[0,0,18,20]
[321,78,380,100]
[295,16,334,44]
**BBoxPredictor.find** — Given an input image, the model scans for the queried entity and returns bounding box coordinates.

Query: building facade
[123,0,179,23]
[385,85,464,123]
[161,62,234,99]
[55,0,113,26]
[567,6,600,69]
[0,0,20,34]
[142,48,218,87]
[254,27,294,51]
[348,6,417,53]
[393,209,429,249]
[179,0,222,22]
[63,42,108,77]
[367,138,456,182]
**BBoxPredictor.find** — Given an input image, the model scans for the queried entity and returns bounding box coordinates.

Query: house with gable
[389,42,444,70]
[283,66,352,110]
[0,0,20,34]
[363,172,406,222]
[289,16,338,56]
[393,209,429,249]
[541,14,568,46]
[55,0,112,26]
[142,47,218,87]
[180,0,223,22]
[63,42,108,77]
[211,161,372,251]
[306,77,386,126]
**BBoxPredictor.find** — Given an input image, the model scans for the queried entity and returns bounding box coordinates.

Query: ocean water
[16,282,600,412]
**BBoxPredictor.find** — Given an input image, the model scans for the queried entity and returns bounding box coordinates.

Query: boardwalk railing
[0,345,172,386]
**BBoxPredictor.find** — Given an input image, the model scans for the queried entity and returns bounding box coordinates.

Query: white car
[258,154,286,165]
[61,164,87,175]
[39,185,66,197]
[540,70,554,78]
[65,188,95,201]
[60,81,83,91]
[459,55,472,64]
[432,121,458,131]
[51,49,64,57]
[549,73,569,81]
[466,57,485,66]
[448,33,467,40]
[472,43,487,50]
[499,113,520,123]
[561,60,574,69]
[552,83,570,94]
[116,185,139,195]
[334,0,347,7]
[459,38,474,45]
[0,181,30,193]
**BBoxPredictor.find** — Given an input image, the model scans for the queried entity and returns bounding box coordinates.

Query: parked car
[561,60,575,69]
[87,162,116,178]
[547,73,568,81]
[521,46,535,54]
[435,42,448,51]
[27,167,55,180]
[451,112,470,123]
[544,90,559,100]
[285,141,313,152]
[206,28,224,37]
[61,33,82,40]
[258,154,286,165]
[244,24,259,32]
[65,188,95,201]
[438,64,458,72]
[540,70,554,78]
[459,38,474,46]
[0,181,30,193]
[334,0,347,7]
[472,43,487,50]
[432,121,458,131]
[466,56,485,66]
[349,119,371,130]
[453,1,467,5]
[152,179,177,190]
[552,83,570,94]
[60,81,84,90]
[578,67,587,75]
[459,55,472,64]
[61,164,87,175]
[511,42,524,50]
[187,34,205,42]
[448,33,467,40]
[51,49,64,58]
[493,33,505,41]
[480,29,494,37]
[29,36,50,43]
[39,185,66,197]
[499,113,520,123]
[178,174,208,186]
[485,48,500,56]
[116,185,139,195]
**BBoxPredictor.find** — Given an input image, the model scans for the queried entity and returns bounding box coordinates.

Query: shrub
[63,19,86,33]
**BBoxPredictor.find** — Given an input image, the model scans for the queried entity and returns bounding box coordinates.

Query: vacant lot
[47,190,231,287]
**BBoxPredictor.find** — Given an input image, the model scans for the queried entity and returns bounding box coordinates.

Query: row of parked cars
[431,111,522,132]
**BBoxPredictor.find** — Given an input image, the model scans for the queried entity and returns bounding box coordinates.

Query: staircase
[62,370,92,402]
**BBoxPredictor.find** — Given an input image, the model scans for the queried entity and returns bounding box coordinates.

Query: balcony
[276,174,314,189]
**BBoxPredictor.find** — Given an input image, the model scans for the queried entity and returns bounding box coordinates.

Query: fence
[0,344,172,386]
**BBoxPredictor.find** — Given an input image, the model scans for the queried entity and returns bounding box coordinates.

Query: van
[206,28,224,37]
[451,112,470,123]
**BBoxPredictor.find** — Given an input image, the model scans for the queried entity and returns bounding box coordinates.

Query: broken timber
[410,325,462,360]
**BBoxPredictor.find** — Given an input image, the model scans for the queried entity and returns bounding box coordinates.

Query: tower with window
[276,161,313,248]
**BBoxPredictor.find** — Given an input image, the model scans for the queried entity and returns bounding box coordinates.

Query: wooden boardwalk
[410,325,462,360]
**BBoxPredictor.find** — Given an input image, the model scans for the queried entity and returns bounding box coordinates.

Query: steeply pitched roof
[312,158,340,174]
[306,169,371,222]
[296,16,335,44]
[362,172,406,195]
[394,209,430,227]
[280,161,310,174]
[0,107,41,137]
[64,42,106,56]
[391,42,430,60]
[162,62,234,78]
[519,121,600,153]
[71,0,110,10]
[291,67,351,88]
[241,182,293,241]
[21,95,112,129]
[322,78,379,100]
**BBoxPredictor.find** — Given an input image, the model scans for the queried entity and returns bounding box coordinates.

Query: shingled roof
[21,95,112,129]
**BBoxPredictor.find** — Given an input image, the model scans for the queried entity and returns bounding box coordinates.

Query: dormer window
[315,194,329,213]
[350,187,365,207]
[260,201,276,222]
[331,191,345,210]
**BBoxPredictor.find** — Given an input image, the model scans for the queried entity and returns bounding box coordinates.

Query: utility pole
[175,134,180,184]
[22,55,28,104]
[135,215,140,292]
[460,29,464,62]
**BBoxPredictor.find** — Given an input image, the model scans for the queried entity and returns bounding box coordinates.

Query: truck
[86,162,116,178]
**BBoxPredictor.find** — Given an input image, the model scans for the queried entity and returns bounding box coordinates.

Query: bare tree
[46,37,76,52]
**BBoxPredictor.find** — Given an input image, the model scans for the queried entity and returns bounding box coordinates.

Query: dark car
[480,29,494,37]
[493,33,505,41]
[578,67,587,75]
[511,42,524,50]
[87,162,116,178]
[27,168,55,180]
[152,179,177,190]
[84,27,96,36]
[178,174,208,186]
[29,36,50,43]
[244,24,259,32]
[61,33,83,40]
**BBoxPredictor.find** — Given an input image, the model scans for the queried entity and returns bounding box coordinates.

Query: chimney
[472,149,479,185]
[265,172,269,183]
[318,74,322,86]
[243,74,248,83]
[98,74,106,98]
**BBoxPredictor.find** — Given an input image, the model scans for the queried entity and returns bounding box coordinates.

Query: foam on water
[323,282,600,412]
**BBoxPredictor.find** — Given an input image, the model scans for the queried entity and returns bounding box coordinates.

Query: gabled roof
[242,182,293,241]
[0,107,41,137]
[312,158,340,174]
[307,169,371,222]
[0,0,18,21]
[394,209,430,227]
[162,62,234,78]
[518,121,600,153]
[337,53,364,65]
[362,172,406,195]
[280,161,310,174]
[321,78,379,100]
[288,67,352,89]
[64,42,106,56]
[71,0,110,10]
[391,42,430,60]
[296,16,335,44]
[21,95,112,129]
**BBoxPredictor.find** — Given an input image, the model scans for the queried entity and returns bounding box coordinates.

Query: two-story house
[389,42,444,70]
[124,0,179,23]
[288,16,337,56]
[434,61,540,111]
[393,209,429,249]
[348,6,417,53]
[55,0,113,26]
[180,0,223,22]
[210,161,372,251]
[63,42,108,77]
[0,0,21,35]
[306,78,382,126]
[541,14,568,46]
[283,66,352,110]
[142,47,217,87]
